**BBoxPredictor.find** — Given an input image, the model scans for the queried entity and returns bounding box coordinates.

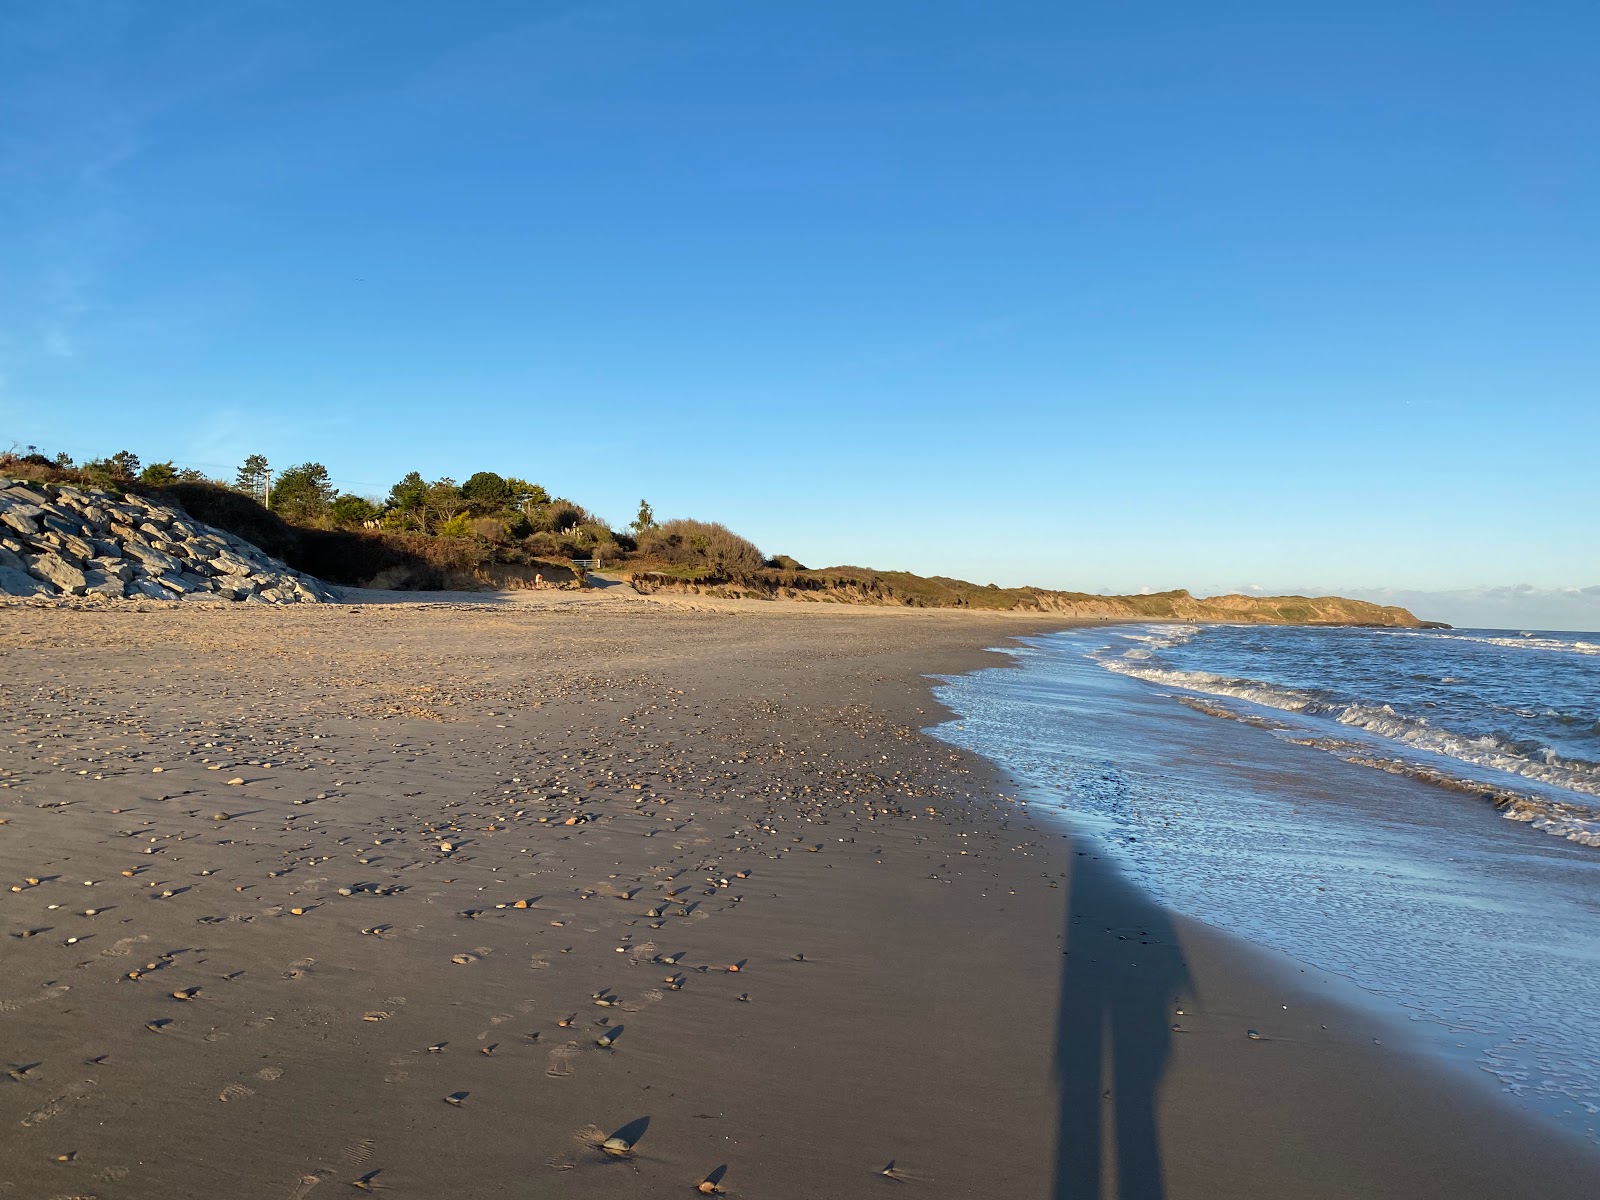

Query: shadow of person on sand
[1054,850,1191,1200]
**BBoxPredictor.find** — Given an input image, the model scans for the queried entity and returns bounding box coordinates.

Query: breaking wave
[1428,633,1600,656]
[1097,648,1600,843]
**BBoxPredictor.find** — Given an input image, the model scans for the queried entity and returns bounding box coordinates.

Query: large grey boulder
[211,548,258,576]
[28,552,88,595]
[84,571,129,600]
[0,565,53,596]
[47,530,97,562]
[0,505,43,537]
[123,541,182,575]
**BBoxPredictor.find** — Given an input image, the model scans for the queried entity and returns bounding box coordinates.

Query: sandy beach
[2,592,1597,1199]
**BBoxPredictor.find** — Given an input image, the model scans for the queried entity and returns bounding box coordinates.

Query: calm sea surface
[932,624,1600,1141]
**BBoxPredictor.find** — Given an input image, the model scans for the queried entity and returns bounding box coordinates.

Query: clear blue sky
[3,2,1596,626]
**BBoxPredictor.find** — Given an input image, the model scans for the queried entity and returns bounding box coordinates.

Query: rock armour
[0,478,338,604]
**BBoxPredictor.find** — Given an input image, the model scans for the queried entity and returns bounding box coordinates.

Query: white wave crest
[1331,704,1600,798]
[1098,658,1320,714]
[1286,737,1600,847]
[1115,626,1203,652]
[1096,657,1600,800]
[1433,634,1600,656]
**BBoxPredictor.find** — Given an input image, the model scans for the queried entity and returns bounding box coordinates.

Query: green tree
[328,494,382,527]
[631,499,656,534]
[139,461,180,485]
[80,450,141,486]
[460,471,512,514]
[423,477,466,532]
[270,462,336,525]
[386,470,427,511]
[235,454,270,501]
[506,477,550,510]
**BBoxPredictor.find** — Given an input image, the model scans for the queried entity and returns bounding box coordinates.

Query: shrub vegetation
[0,446,781,592]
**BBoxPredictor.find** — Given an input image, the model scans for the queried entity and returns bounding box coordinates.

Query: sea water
[932,624,1600,1140]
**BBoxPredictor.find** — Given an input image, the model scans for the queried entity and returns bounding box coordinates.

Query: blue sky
[2,2,1596,627]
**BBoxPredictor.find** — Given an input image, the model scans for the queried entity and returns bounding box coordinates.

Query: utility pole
[263,468,272,511]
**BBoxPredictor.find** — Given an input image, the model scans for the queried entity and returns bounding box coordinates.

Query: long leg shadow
[1054,852,1190,1200]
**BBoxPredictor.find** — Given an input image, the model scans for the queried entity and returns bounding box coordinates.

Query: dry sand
[1,591,1596,1199]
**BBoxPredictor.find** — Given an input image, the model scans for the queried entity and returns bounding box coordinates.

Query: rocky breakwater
[0,478,338,603]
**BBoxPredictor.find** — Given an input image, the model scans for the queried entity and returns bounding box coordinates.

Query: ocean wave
[1433,634,1600,656]
[1173,695,1292,730]
[1332,704,1600,796]
[1097,655,1600,800]
[1282,737,1600,847]
[1097,657,1323,714]
[1116,626,1202,651]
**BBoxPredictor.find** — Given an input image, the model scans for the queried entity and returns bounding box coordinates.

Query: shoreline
[1,597,1595,1197]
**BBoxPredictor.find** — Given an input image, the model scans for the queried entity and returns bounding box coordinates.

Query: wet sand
[1,593,1596,1198]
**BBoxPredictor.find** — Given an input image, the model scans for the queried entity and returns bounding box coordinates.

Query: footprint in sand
[256,1066,284,1082]
[219,1082,255,1102]
[101,934,149,957]
[283,957,316,980]
[342,1137,376,1167]
[20,1080,95,1127]
[545,1042,578,1078]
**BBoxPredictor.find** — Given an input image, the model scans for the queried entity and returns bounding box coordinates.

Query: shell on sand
[575,1126,633,1158]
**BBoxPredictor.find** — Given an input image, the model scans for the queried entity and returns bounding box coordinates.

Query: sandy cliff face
[629,574,1426,627]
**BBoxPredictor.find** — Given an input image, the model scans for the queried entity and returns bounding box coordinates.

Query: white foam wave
[1286,738,1600,847]
[1115,626,1203,652]
[1098,657,1321,715]
[1096,656,1600,801]
[1434,634,1600,656]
